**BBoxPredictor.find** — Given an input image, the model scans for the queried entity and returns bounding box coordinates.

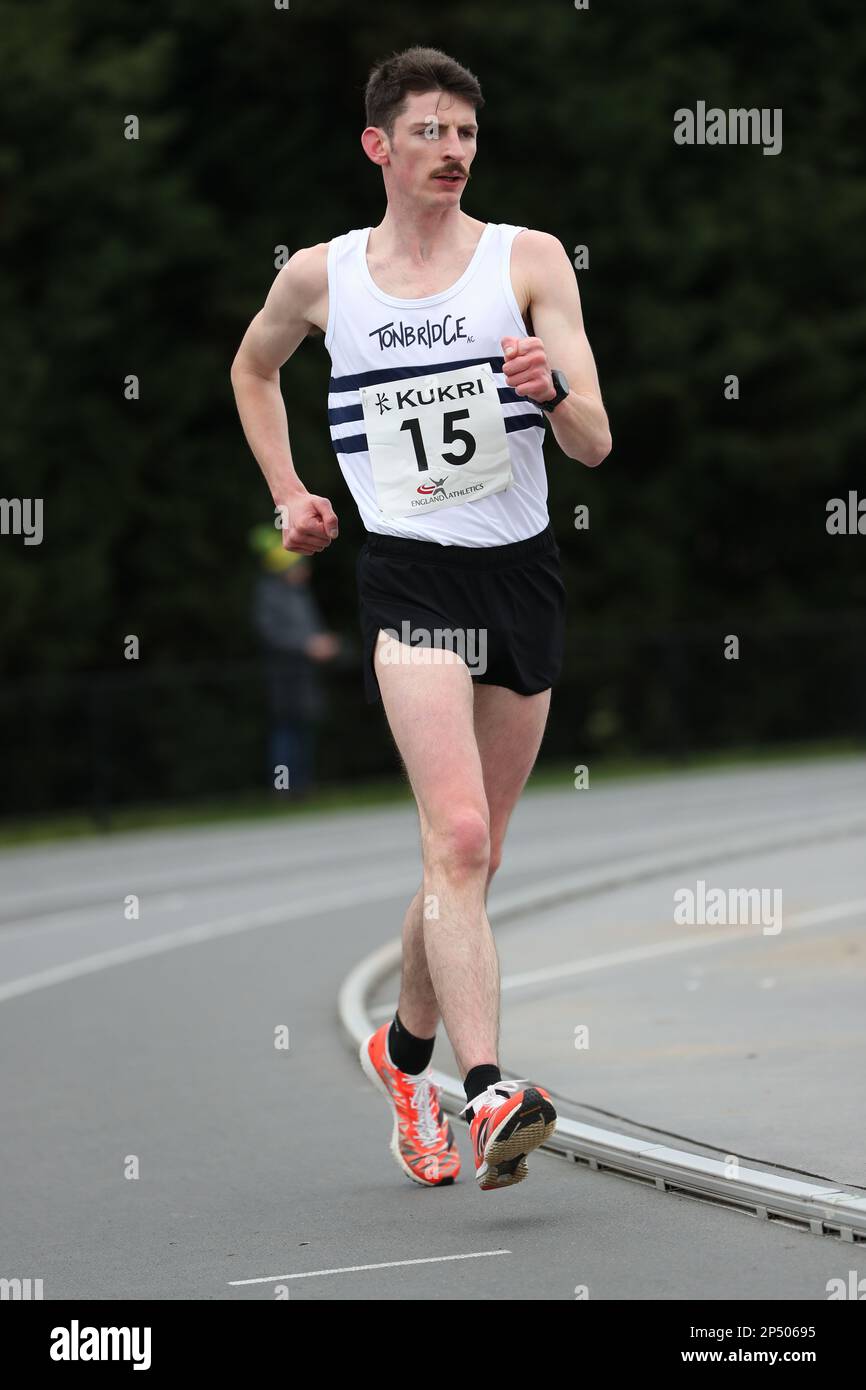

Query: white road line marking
[0,875,416,1005]
[0,839,414,912]
[228,1249,510,1285]
[500,930,754,990]
[3,792,861,919]
[368,898,866,1007]
[787,899,866,927]
[4,822,864,1008]
[498,896,866,990]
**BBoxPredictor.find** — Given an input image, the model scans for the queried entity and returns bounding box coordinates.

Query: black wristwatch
[538,368,570,414]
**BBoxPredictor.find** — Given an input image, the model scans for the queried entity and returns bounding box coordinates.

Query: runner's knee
[423,807,490,877]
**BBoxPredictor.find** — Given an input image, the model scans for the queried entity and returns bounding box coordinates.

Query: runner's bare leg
[377,630,551,1074]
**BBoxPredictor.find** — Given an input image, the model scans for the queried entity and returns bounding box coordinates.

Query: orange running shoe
[360,1022,461,1187]
[459,1079,557,1190]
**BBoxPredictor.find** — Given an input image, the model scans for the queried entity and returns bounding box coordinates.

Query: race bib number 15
[359,362,513,520]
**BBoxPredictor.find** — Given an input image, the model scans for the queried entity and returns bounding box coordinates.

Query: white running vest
[324,222,551,546]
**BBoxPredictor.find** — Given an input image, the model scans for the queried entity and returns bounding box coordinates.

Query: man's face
[384,90,477,203]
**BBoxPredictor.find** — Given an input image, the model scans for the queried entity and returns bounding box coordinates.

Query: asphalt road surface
[1,755,864,1300]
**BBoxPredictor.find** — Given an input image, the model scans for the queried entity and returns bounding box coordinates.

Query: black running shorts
[356,522,566,705]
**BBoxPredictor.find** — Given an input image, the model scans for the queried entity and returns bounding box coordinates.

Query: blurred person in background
[249,525,340,797]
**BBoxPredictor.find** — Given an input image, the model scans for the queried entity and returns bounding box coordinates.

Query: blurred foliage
[1,0,864,812]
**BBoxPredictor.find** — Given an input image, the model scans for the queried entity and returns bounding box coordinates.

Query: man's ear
[361,126,389,167]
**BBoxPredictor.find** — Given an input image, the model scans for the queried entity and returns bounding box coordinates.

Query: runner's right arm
[230,246,338,553]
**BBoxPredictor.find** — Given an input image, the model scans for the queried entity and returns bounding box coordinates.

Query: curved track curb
[339,810,866,1239]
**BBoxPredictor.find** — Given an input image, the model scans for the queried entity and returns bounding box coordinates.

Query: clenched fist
[280,493,339,555]
[500,335,555,405]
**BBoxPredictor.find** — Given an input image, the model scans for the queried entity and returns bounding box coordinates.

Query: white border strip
[228,1250,510,1285]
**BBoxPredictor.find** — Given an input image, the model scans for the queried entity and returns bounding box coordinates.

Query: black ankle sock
[388,1011,435,1074]
[464,1063,502,1108]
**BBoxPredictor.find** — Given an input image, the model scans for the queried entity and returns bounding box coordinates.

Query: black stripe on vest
[328,354,512,395]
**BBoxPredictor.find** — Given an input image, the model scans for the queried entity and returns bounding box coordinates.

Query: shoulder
[510,228,579,313]
[280,241,330,294]
[274,241,332,335]
[505,229,571,323]
[510,228,570,270]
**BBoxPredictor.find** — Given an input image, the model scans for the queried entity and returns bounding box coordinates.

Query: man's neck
[369,204,478,264]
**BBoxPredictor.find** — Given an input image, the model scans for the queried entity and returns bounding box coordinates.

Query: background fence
[2,613,863,826]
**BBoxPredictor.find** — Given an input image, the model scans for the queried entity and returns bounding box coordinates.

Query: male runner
[230,47,611,1193]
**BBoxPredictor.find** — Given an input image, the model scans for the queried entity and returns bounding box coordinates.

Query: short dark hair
[364,46,484,141]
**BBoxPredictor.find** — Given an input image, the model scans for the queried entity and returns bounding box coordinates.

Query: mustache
[432,167,468,178]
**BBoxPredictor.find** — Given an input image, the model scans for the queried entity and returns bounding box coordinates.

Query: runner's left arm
[504,230,611,467]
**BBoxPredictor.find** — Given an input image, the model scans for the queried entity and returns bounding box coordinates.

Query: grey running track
[0,756,863,1300]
